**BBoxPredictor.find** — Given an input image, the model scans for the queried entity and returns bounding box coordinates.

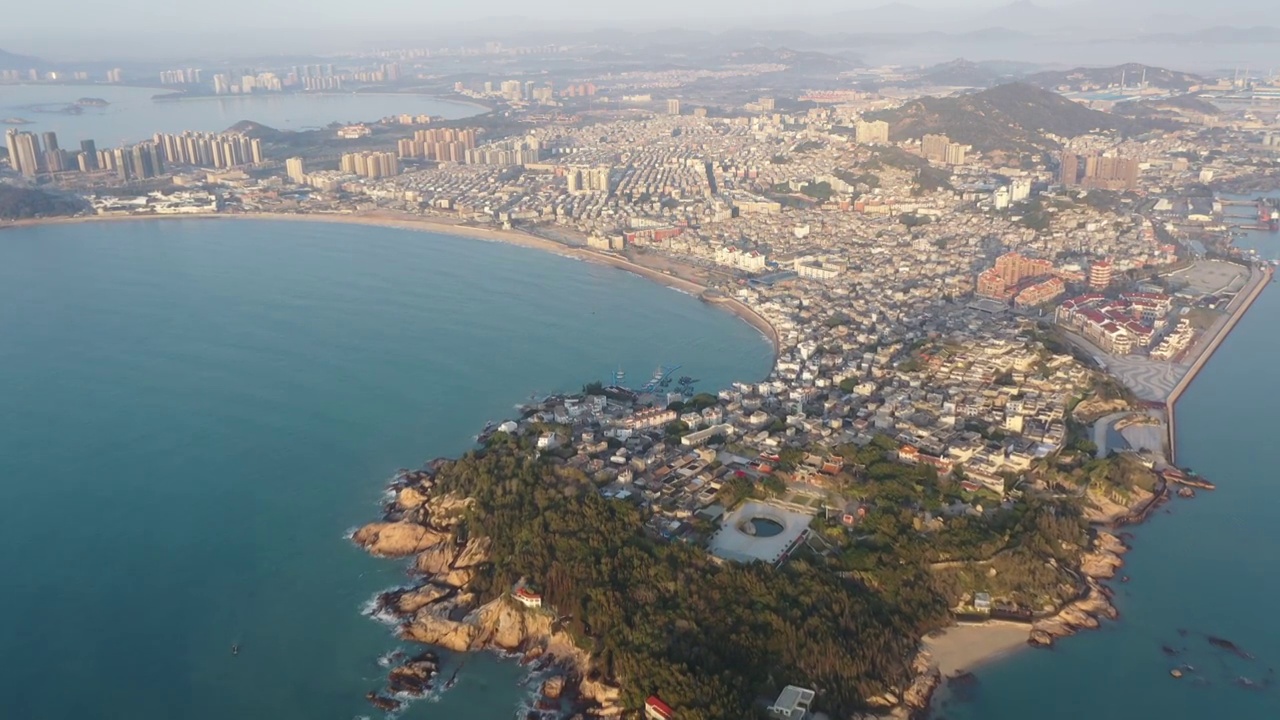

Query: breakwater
[1165,264,1272,463]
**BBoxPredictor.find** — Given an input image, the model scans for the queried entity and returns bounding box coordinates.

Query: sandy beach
[922,621,1031,677]
[2,210,780,351]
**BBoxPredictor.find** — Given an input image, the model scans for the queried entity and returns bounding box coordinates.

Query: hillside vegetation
[1025,63,1205,93]
[0,185,88,220]
[431,436,948,720]
[867,83,1138,154]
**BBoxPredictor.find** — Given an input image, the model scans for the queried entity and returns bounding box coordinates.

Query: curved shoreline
[1,212,781,359]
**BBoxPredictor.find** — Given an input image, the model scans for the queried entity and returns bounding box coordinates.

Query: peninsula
[7,49,1279,720]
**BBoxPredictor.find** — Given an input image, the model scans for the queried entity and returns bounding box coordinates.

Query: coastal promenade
[2,210,781,353]
[1164,264,1272,463]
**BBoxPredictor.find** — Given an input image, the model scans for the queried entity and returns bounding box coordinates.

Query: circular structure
[740,516,785,537]
[709,501,814,565]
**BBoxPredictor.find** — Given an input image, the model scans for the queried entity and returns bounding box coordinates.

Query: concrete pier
[1165,264,1272,464]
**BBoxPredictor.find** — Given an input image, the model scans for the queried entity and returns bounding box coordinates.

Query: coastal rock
[576,674,624,717]
[396,486,430,511]
[469,596,555,651]
[541,675,566,700]
[353,522,446,557]
[393,583,454,615]
[440,567,475,588]
[1080,536,1126,579]
[365,692,401,712]
[1029,629,1055,646]
[453,536,492,569]
[386,652,439,696]
[425,493,474,527]
[903,668,941,710]
[400,611,479,652]
[1031,583,1115,643]
[415,540,460,575]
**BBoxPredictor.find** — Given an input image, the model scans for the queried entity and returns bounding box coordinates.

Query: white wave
[359,590,404,627]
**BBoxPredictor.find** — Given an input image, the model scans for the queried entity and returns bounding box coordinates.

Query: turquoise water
[938,244,1280,718]
[0,84,480,144]
[0,219,773,719]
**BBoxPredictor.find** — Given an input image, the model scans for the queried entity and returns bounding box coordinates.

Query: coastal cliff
[355,474,625,717]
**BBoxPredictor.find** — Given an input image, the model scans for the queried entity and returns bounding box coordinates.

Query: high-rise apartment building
[922,133,967,165]
[1059,152,1079,186]
[667,98,681,115]
[1089,260,1114,290]
[286,157,306,184]
[397,128,478,162]
[854,120,890,144]
[340,151,399,178]
[8,130,41,177]
[976,251,1055,301]
[4,128,20,173]
[922,134,950,162]
[1060,151,1139,190]
[567,166,611,195]
[80,139,98,170]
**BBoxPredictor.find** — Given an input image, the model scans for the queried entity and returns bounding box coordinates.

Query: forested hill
[1025,64,1205,93]
[432,436,949,720]
[866,83,1138,155]
[0,185,89,220]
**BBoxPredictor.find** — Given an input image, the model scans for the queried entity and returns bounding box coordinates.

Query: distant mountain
[722,46,853,72]
[913,59,1027,88]
[1114,93,1221,119]
[866,83,1137,154]
[0,48,45,70]
[1025,64,1206,92]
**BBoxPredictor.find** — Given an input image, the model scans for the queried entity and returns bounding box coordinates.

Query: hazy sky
[0,0,1264,60]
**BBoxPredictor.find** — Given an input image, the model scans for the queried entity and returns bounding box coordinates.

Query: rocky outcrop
[576,674,624,717]
[353,522,447,557]
[388,584,454,615]
[1079,531,1127,579]
[415,539,459,575]
[386,652,439,696]
[424,493,474,527]
[541,676,565,700]
[400,610,479,651]
[470,596,555,651]
[359,479,619,715]
[453,536,492,569]
[1029,583,1117,647]
[396,486,430,512]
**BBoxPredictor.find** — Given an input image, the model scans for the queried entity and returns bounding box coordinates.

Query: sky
[0,0,1269,60]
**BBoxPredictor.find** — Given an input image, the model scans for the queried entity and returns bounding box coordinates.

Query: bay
[0,84,481,146]
[0,218,773,719]
[935,206,1280,718]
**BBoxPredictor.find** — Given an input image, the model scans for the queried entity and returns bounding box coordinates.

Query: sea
[0,218,774,720]
[934,215,1280,718]
[0,83,481,145]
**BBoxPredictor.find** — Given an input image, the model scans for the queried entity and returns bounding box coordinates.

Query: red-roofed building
[645,696,675,720]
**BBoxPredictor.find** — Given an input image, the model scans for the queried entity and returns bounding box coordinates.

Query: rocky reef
[354,469,623,717]
[1028,531,1127,647]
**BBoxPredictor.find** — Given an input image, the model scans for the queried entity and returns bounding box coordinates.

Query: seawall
[1165,264,1272,463]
